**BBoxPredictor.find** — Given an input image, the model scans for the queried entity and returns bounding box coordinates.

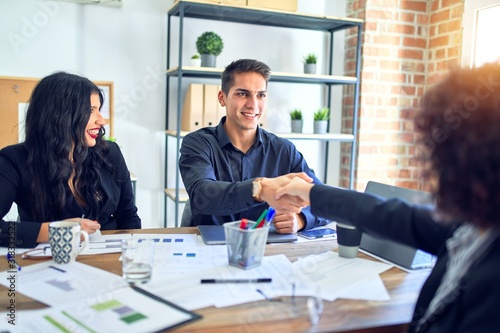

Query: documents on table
[2,285,200,333]
[293,251,393,302]
[0,261,128,306]
[2,232,396,317]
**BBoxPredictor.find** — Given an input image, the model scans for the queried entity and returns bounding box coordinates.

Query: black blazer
[0,142,140,248]
[310,185,500,333]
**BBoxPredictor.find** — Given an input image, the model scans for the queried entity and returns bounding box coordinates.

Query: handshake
[258,172,315,214]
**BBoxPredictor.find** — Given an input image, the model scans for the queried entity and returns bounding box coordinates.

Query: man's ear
[218,90,226,107]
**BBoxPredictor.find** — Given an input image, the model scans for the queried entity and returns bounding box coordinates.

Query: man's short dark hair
[221,59,271,95]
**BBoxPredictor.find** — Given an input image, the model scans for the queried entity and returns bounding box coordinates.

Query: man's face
[219,71,267,132]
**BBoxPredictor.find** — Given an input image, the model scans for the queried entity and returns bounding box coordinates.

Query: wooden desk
[2,228,429,333]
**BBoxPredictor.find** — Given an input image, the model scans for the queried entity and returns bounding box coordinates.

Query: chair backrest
[180,199,192,227]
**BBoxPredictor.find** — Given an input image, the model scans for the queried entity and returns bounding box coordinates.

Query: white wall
[0,0,346,228]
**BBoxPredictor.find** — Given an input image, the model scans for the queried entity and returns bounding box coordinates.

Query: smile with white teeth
[242,112,258,117]
[87,129,100,138]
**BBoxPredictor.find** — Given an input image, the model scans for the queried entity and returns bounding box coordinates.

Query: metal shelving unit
[165,0,363,227]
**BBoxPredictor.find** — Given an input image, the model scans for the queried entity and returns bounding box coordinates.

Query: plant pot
[201,54,216,67]
[304,63,316,74]
[313,120,328,134]
[291,119,303,133]
[190,58,201,67]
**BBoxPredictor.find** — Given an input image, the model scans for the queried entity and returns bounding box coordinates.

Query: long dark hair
[24,71,111,221]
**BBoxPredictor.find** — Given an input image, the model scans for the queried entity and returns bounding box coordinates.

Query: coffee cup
[49,221,89,264]
[336,222,362,259]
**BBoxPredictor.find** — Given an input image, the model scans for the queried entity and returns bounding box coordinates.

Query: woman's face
[86,93,105,147]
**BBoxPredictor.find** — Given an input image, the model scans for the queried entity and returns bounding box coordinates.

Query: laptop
[360,181,436,271]
[198,225,297,245]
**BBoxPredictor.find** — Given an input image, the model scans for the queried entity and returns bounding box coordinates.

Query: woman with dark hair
[0,72,140,248]
[275,63,500,332]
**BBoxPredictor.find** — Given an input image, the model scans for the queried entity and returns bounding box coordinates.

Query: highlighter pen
[239,218,248,229]
[201,278,272,284]
[265,207,276,225]
[253,209,269,229]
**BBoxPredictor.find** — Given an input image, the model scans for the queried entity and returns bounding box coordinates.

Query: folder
[181,84,203,131]
[203,84,219,127]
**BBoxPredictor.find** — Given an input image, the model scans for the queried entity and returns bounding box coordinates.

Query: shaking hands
[258,172,314,214]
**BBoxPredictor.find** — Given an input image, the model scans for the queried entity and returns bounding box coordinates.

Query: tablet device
[298,228,336,240]
[197,225,297,245]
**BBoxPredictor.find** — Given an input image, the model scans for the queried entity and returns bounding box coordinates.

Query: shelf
[168,0,362,32]
[273,133,354,142]
[164,188,189,202]
[165,0,362,226]
[167,67,358,85]
[166,129,354,142]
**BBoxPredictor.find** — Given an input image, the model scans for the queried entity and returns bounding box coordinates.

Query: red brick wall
[341,0,464,192]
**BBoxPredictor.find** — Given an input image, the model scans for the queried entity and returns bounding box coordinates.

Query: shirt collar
[215,116,264,149]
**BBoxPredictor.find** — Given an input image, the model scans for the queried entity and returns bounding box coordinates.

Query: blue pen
[6,254,21,271]
[265,207,276,225]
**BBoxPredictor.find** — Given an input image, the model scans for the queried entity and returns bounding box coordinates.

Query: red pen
[239,218,248,229]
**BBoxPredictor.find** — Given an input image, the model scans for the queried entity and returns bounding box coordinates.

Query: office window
[462,0,500,67]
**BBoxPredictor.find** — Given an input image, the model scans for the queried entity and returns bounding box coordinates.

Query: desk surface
[2,227,429,333]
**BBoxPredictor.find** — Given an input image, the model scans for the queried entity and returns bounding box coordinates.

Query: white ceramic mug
[49,221,89,264]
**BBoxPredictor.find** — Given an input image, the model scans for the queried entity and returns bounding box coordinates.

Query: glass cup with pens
[223,208,276,270]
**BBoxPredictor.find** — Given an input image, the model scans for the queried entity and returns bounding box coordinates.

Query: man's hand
[273,212,305,234]
[275,176,314,205]
[258,173,313,213]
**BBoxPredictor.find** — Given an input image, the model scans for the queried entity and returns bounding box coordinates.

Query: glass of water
[121,239,155,284]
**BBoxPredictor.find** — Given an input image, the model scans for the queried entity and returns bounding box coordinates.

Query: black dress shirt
[179,117,329,229]
[0,142,140,248]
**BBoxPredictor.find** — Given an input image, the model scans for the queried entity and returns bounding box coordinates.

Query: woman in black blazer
[0,72,141,248]
[275,63,500,333]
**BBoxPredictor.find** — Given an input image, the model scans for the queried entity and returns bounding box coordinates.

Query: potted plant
[303,53,317,74]
[190,54,201,67]
[196,31,224,67]
[313,107,329,134]
[290,109,303,133]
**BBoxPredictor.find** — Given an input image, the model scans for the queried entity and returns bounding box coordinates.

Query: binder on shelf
[203,84,219,127]
[181,83,204,131]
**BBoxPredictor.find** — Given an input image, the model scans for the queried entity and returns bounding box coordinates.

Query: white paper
[17,103,28,143]
[0,261,127,307]
[1,286,197,333]
[293,251,393,302]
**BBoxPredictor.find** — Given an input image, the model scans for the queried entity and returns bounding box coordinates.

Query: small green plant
[303,53,318,64]
[196,31,224,56]
[290,109,303,120]
[314,107,330,121]
[191,53,200,59]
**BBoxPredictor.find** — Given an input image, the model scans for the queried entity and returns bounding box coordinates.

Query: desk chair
[180,199,192,227]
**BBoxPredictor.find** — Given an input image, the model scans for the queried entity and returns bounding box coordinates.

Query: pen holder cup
[224,221,269,270]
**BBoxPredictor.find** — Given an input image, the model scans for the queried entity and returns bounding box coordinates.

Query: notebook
[197,225,297,245]
[360,181,437,271]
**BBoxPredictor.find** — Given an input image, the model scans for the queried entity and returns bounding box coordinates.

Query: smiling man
[179,59,328,233]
